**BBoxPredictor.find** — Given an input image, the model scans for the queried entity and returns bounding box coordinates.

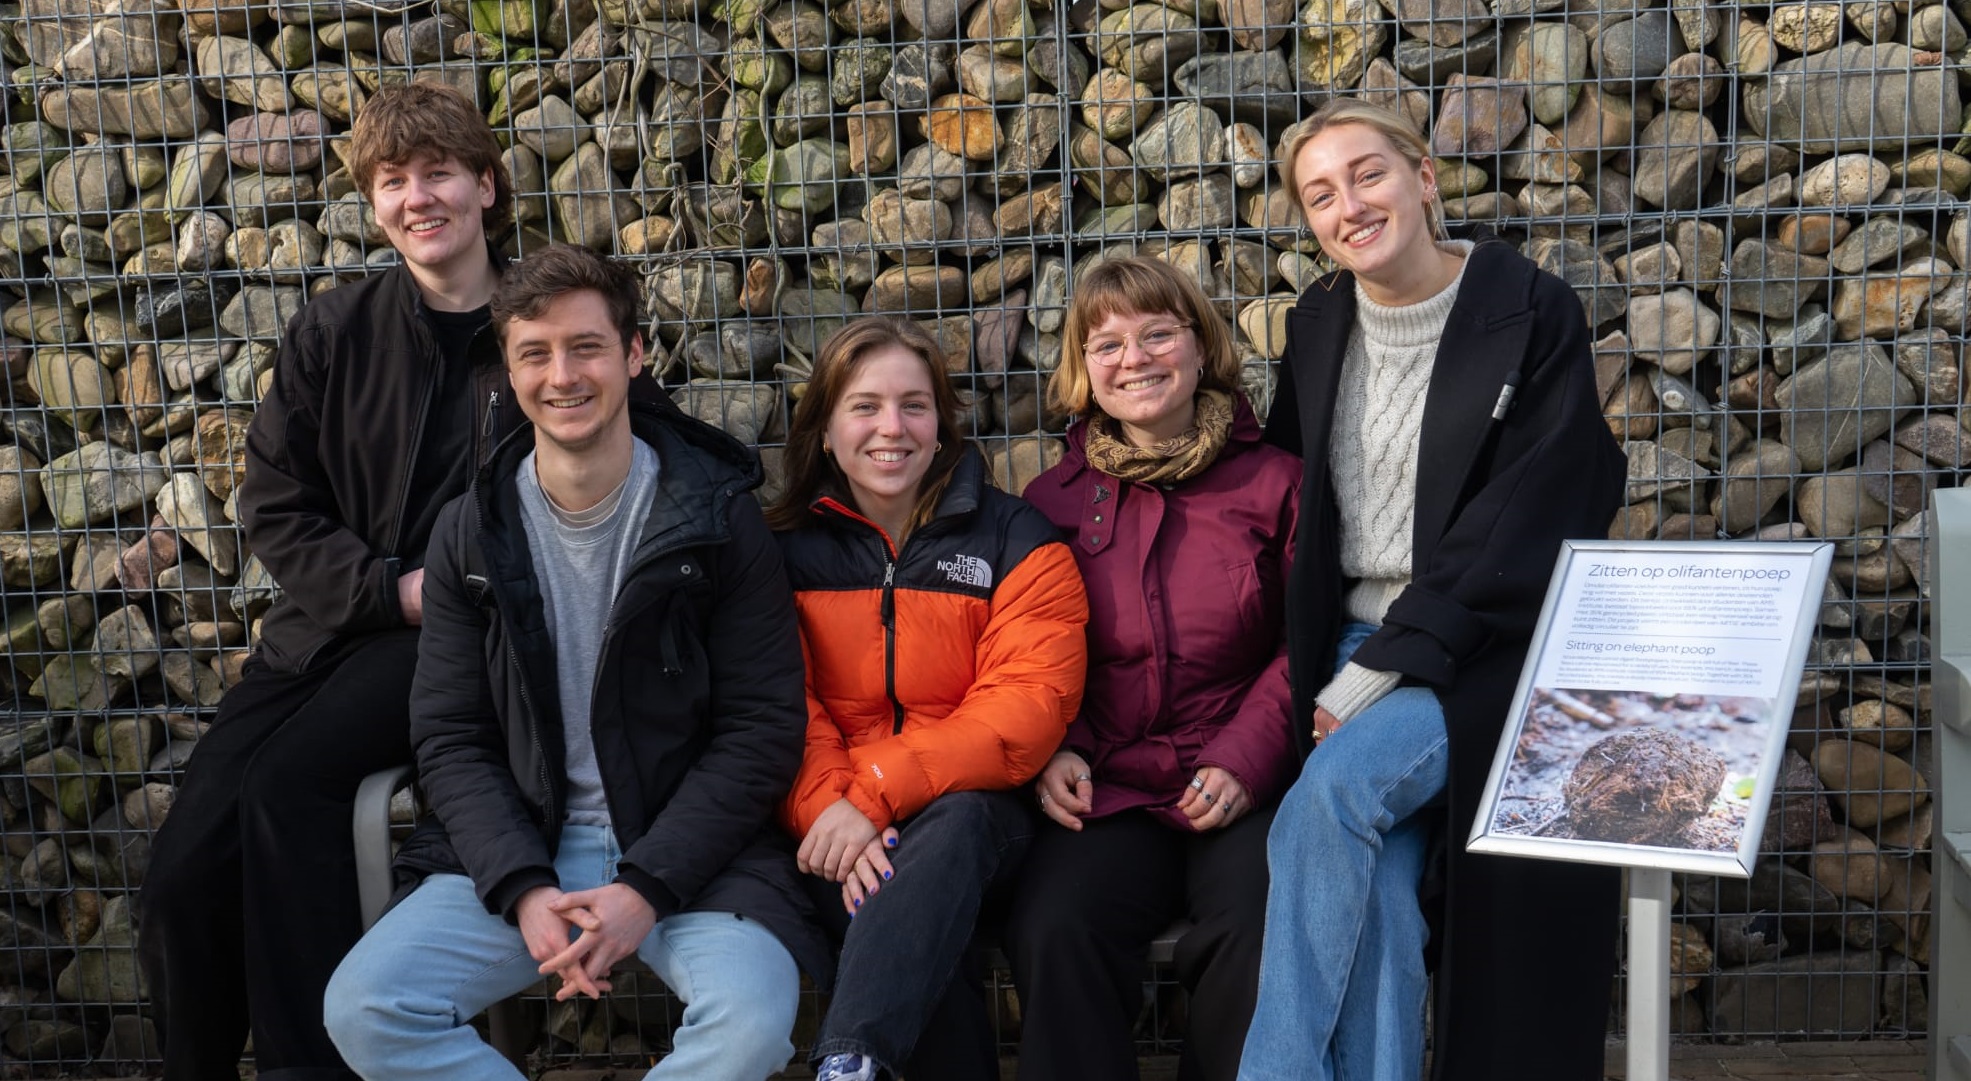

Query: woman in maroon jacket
[1008,256,1302,1081]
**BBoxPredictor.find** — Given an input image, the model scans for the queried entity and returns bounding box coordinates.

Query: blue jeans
[325,825,800,1081]
[1238,622,1449,1081]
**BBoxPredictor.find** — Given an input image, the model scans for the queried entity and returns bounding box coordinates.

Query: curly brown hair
[350,82,513,237]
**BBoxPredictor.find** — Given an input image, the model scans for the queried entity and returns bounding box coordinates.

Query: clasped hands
[798,797,899,916]
[515,882,655,1002]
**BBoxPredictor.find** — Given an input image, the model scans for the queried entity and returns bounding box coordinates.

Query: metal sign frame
[1468,539,1833,877]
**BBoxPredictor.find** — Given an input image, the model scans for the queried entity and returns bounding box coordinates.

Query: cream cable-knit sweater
[1315,241,1473,724]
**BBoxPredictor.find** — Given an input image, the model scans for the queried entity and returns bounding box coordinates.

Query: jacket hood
[477,397,763,549]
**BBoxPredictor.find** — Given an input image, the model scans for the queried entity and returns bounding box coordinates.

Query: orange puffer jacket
[776,451,1090,836]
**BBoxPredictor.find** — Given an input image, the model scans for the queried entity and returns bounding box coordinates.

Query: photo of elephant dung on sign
[1489,689,1776,853]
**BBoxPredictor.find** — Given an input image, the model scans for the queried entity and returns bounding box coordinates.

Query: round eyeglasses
[1082,322,1193,366]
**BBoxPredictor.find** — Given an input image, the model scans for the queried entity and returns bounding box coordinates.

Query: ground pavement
[1600,1039,1928,1081]
[522,1039,1933,1081]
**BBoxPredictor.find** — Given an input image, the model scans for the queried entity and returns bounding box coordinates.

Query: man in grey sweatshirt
[325,245,823,1080]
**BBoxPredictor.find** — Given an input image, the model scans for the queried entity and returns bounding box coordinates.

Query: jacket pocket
[1222,560,1265,641]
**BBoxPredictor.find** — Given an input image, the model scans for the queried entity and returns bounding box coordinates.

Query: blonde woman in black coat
[1238,99,1626,1081]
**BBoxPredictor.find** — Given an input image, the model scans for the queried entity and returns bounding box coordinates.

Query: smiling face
[1293,122,1448,304]
[503,289,644,456]
[825,345,941,538]
[369,153,496,285]
[1084,309,1202,447]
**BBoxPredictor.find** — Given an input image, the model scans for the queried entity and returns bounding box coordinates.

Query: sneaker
[816,1052,878,1081]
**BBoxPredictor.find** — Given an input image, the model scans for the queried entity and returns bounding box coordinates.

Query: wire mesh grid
[0,0,1946,1070]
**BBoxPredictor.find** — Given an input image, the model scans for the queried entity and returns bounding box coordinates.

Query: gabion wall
[0,0,1949,1068]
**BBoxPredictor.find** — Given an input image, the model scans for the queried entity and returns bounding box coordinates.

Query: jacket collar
[382,240,511,367]
[1054,392,1265,486]
[1061,391,1264,457]
[383,239,509,307]
[476,397,763,556]
[809,443,991,538]
[1287,237,1540,549]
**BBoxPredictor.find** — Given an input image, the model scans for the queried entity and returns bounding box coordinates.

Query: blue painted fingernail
[853,897,861,907]
[883,870,892,880]
[885,836,896,847]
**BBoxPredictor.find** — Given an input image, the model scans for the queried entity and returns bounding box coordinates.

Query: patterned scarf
[1083,389,1236,485]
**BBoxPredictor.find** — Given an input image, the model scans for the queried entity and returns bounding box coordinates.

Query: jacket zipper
[882,559,903,734]
[381,340,439,558]
[474,389,500,467]
[582,490,738,834]
[815,498,909,735]
[473,495,559,833]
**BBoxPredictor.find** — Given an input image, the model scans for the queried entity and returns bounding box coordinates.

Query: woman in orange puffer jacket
[766,316,1089,1081]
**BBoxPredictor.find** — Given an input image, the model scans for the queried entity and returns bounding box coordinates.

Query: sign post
[1627,868,1673,1081]
[1468,540,1833,1072]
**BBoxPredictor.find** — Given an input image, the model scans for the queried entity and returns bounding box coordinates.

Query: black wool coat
[392,398,829,983]
[1266,239,1626,1080]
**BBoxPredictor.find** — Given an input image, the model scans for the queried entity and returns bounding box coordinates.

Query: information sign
[1468,540,1833,878]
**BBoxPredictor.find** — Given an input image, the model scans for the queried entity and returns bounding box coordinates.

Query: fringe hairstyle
[490,244,642,350]
[1050,256,1242,418]
[350,82,514,237]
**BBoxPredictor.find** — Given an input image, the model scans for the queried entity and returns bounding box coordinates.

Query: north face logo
[937,554,993,588]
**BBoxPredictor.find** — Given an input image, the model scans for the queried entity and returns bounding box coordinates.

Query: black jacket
[1267,239,1626,1081]
[393,398,828,981]
[239,257,511,673]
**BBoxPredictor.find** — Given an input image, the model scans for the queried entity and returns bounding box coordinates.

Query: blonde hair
[1049,256,1241,418]
[1277,99,1448,243]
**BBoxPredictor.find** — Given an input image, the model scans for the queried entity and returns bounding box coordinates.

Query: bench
[353,766,1190,1067]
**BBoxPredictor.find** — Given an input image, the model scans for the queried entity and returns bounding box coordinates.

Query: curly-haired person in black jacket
[137,83,522,1081]
[323,244,826,1081]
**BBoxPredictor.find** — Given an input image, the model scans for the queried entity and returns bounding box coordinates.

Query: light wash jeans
[324,824,800,1081]
[1238,622,1449,1081]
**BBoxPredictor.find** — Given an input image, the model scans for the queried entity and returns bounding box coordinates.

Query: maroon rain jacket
[1023,397,1303,827]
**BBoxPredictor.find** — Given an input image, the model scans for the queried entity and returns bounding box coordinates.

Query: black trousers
[805,790,1034,1081]
[138,631,420,1081]
[1004,805,1274,1081]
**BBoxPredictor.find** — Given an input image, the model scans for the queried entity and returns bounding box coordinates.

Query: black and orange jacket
[776,448,1090,836]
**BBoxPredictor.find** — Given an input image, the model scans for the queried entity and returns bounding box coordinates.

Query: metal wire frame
[0,0,1947,1070]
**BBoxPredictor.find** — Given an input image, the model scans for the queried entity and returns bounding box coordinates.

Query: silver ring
[1075,772,1091,783]
[1039,791,1052,805]
[1189,776,1205,791]
[1202,791,1216,804]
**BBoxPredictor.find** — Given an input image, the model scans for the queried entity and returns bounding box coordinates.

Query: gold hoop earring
[935,441,944,452]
